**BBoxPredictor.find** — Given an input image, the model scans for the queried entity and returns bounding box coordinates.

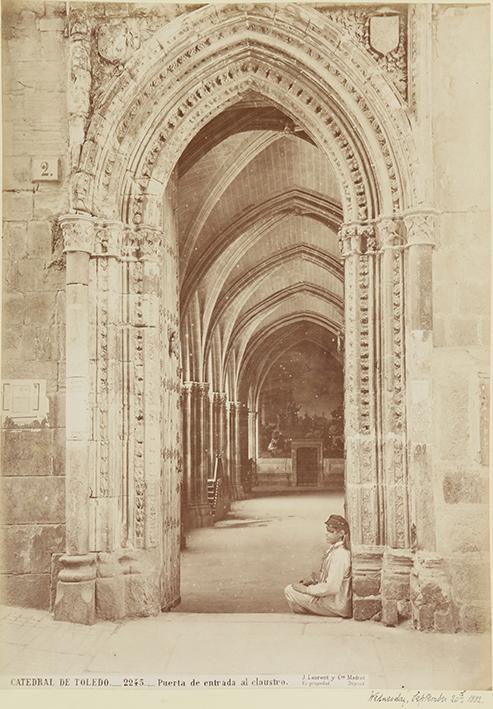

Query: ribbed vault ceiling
[176,99,344,392]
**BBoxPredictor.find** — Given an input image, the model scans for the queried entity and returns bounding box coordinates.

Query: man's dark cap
[325,514,350,534]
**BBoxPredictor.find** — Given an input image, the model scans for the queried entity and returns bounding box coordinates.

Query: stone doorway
[53,4,437,627]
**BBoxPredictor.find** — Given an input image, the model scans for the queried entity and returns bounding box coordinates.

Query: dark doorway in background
[296,446,319,486]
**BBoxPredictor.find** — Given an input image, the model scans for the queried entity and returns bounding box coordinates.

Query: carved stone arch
[75,4,419,225]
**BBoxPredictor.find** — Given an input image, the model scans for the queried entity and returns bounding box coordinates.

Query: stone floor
[0,605,490,690]
[178,490,344,612]
[0,492,491,691]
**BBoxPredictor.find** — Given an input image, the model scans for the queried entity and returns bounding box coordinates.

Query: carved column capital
[375,217,405,249]
[137,227,164,260]
[122,226,163,260]
[338,222,377,257]
[182,382,194,395]
[94,221,125,257]
[403,210,438,248]
[212,392,228,406]
[197,382,209,398]
[59,213,96,254]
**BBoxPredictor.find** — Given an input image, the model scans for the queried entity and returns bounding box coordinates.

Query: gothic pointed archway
[55,4,438,626]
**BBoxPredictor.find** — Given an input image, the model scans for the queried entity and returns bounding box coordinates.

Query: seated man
[284,514,352,617]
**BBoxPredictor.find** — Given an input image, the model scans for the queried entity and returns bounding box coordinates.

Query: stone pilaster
[55,217,178,623]
[403,211,454,631]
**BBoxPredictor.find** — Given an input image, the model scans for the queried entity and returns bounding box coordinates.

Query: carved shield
[369,14,400,56]
[97,23,128,64]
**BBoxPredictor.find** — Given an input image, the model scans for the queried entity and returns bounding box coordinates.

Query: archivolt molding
[73,4,418,225]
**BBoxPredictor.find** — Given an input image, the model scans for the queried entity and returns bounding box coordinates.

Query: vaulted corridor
[177,492,345,613]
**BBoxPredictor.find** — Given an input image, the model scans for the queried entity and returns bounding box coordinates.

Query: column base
[54,550,165,624]
[381,548,413,627]
[351,545,383,622]
[231,481,246,501]
[184,502,214,529]
[95,552,125,621]
[411,552,458,632]
[53,554,96,625]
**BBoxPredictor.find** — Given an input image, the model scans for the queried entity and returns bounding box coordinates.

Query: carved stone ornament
[97,21,141,65]
[403,212,438,248]
[168,329,180,360]
[377,217,405,249]
[94,222,124,257]
[59,214,95,254]
[369,11,400,56]
[78,4,417,223]
[338,223,376,257]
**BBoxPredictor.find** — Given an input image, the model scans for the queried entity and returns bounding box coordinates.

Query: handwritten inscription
[369,690,484,705]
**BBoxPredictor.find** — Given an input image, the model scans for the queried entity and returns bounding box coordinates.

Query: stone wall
[1,1,69,609]
[429,4,490,632]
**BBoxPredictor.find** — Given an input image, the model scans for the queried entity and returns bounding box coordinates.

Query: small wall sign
[32,158,60,182]
[2,379,49,426]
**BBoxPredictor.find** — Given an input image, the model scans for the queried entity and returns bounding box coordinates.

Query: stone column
[182,382,213,528]
[403,212,455,631]
[376,218,414,627]
[90,222,124,555]
[339,223,383,622]
[211,392,223,460]
[181,382,193,527]
[230,402,244,500]
[225,399,233,487]
[158,219,182,611]
[67,11,91,174]
[376,217,410,549]
[248,410,258,461]
[403,211,437,551]
[54,214,96,624]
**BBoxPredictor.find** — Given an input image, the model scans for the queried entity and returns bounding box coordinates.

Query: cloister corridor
[177,492,345,614]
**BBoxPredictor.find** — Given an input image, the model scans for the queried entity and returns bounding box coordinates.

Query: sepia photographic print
[0,0,491,705]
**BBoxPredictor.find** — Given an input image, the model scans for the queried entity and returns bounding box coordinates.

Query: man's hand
[292,582,311,594]
[298,578,312,586]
